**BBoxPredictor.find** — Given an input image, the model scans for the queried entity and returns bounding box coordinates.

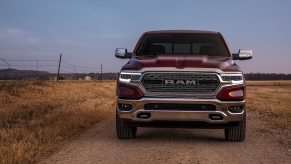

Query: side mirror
[232,49,253,60]
[115,48,132,59]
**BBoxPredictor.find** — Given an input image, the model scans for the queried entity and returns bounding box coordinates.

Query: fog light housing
[228,106,244,113]
[217,86,245,101]
[118,103,132,111]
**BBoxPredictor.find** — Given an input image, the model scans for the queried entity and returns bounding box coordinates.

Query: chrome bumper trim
[117,97,245,123]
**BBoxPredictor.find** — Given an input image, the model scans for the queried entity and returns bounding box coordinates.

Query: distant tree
[244,73,291,80]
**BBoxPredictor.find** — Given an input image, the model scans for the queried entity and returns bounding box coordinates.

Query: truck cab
[115,30,252,142]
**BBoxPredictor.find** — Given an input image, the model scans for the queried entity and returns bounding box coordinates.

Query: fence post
[100,64,103,83]
[57,54,62,82]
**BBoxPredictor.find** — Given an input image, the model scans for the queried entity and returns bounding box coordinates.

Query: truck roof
[144,30,219,34]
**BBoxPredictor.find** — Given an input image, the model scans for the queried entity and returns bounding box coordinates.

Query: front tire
[225,115,246,142]
[116,111,137,139]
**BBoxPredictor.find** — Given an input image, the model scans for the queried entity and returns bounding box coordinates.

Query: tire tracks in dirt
[41,111,290,164]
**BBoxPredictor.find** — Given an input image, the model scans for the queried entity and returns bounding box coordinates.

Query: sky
[0,0,290,73]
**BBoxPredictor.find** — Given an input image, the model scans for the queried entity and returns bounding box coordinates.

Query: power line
[0,65,58,67]
[47,70,59,73]
[61,65,96,72]
[62,61,100,70]
[0,56,113,77]
[5,59,58,62]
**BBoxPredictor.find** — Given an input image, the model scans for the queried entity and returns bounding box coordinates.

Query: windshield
[136,33,230,57]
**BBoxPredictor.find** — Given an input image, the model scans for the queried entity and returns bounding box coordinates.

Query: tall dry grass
[0,81,116,163]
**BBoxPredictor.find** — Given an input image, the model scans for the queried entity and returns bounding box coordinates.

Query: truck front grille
[144,103,216,111]
[142,72,220,93]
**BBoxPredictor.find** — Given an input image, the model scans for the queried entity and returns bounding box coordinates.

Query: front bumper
[117,97,245,124]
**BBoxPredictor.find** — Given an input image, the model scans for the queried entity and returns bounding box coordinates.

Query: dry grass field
[0,80,290,163]
[247,81,291,129]
[0,81,115,163]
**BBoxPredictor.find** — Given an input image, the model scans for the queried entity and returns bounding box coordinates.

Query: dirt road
[41,110,290,164]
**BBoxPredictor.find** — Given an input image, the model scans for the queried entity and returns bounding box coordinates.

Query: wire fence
[0,55,118,81]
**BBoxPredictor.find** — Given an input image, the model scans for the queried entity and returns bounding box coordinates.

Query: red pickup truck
[115,30,252,142]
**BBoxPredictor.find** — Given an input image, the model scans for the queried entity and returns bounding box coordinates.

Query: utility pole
[100,64,103,83]
[57,54,62,82]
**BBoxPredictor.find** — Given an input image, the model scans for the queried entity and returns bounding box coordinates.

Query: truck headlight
[221,74,243,84]
[119,72,141,83]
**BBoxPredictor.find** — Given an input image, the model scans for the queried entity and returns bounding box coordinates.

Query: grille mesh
[142,72,219,93]
[144,103,216,111]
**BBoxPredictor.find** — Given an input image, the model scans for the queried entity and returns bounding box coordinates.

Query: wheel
[225,115,246,142]
[116,111,137,139]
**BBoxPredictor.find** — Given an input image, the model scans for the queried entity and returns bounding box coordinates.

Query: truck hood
[121,55,241,72]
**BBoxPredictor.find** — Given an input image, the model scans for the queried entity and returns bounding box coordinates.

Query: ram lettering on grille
[142,73,219,93]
